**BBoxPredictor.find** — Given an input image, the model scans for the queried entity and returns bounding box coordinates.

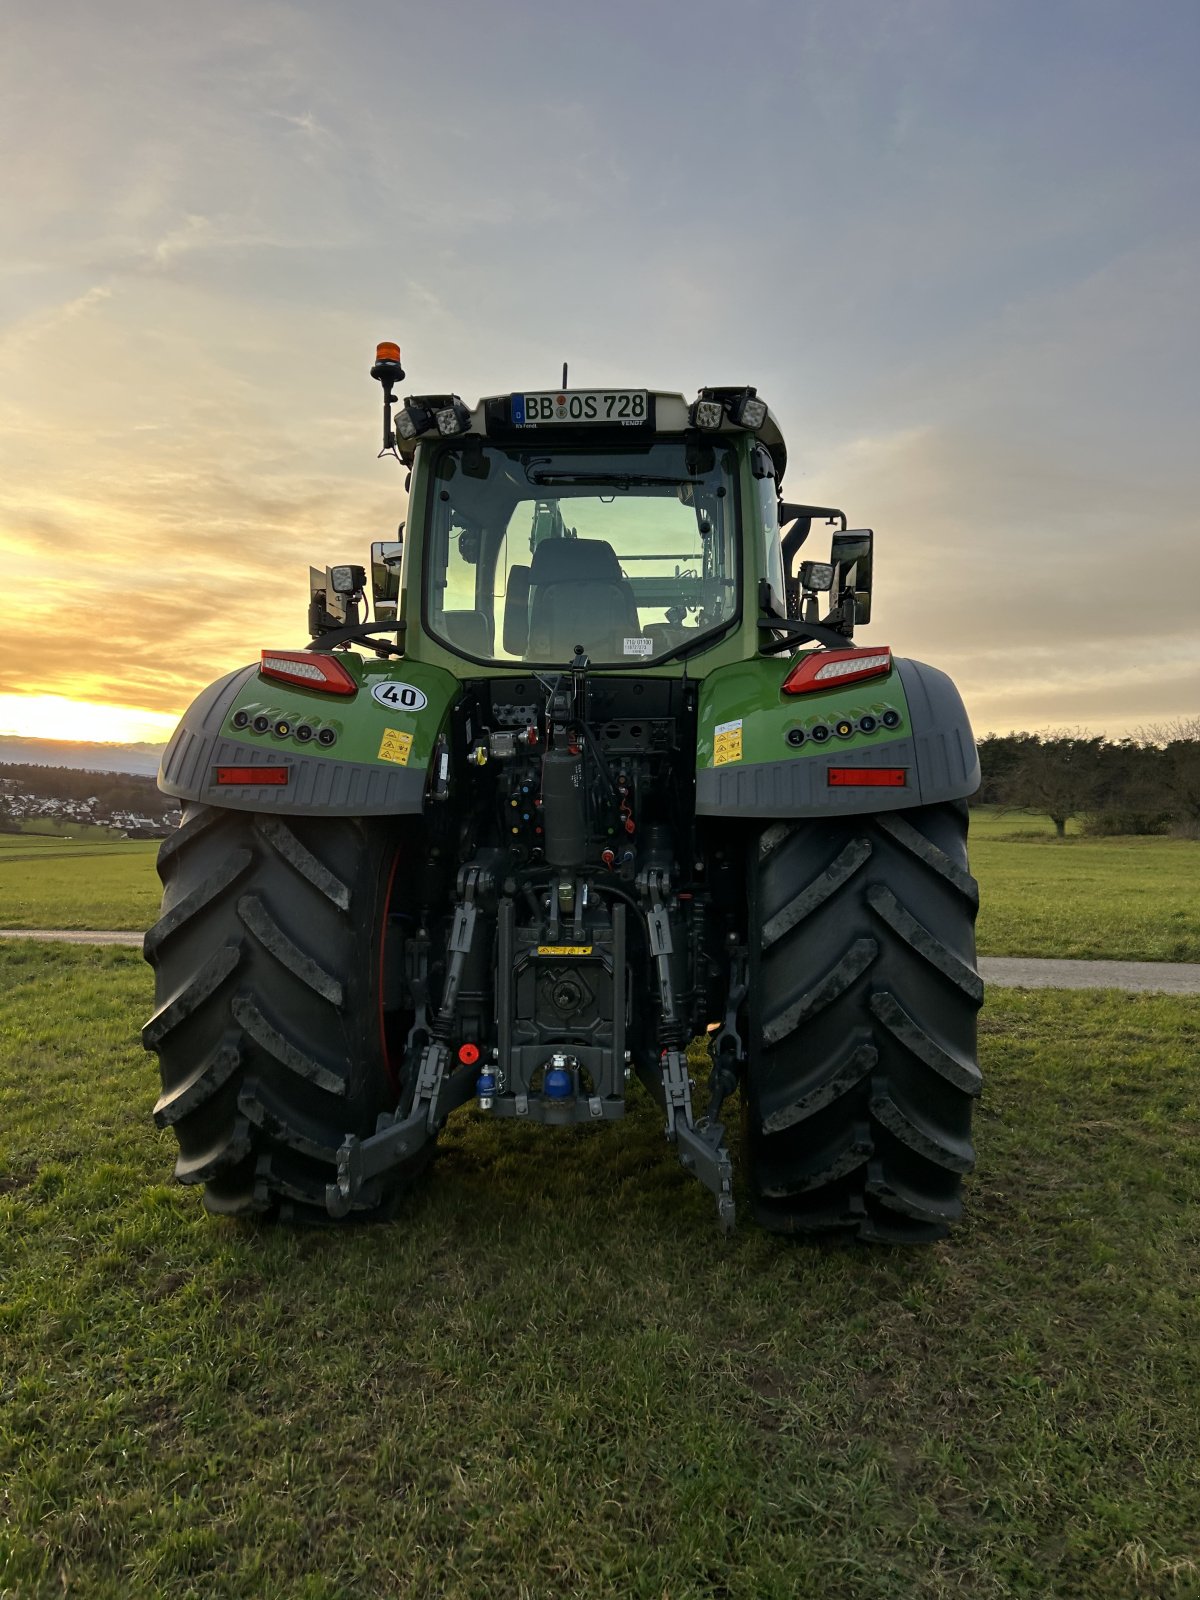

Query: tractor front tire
[143,804,429,1220]
[746,802,982,1243]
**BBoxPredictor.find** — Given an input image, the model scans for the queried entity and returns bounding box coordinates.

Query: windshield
[423,440,739,666]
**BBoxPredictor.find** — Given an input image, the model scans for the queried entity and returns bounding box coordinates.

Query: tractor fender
[694,654,979,818]
[157,657,462,816]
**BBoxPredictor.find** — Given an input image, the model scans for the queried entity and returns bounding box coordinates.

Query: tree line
[976,721,1200,837]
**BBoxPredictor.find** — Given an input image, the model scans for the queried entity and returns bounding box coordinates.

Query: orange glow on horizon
[0,693,179,745]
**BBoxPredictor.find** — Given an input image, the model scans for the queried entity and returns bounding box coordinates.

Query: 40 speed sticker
[370,681,428,713]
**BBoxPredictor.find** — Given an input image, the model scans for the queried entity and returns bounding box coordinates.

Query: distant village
[0,766,180,839]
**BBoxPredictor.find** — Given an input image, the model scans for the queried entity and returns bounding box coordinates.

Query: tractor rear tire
[745,801,982,1243]
[143,803,430,1221]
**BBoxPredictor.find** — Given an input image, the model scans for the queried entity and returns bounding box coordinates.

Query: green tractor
[143,347,982,1240]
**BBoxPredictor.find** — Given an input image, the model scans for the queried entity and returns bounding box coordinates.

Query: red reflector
[215,766,290,786]
[828,767,907,787]
[260,651,358,695]
[782,646,892,695]
[458,1042,480,1066]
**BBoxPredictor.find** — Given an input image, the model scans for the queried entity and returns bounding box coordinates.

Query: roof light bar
[781,646,893,696]
[260,651,358,695]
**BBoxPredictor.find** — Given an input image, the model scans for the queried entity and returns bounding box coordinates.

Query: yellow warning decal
[377,728,414,766]
[536,945,594,957]
[713,717,743,766]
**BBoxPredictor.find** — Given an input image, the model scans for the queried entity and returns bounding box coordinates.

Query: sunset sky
[2,0,1197,745]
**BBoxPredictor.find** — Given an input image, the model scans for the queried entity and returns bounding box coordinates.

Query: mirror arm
[305,620,407,657]
[757,616,852,655]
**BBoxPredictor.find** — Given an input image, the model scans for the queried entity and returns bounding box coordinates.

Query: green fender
[694,654,979,817]
[157,655,462,816]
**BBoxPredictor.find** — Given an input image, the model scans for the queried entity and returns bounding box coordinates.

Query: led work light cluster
[689,386,769,432]
[394,394,472,440]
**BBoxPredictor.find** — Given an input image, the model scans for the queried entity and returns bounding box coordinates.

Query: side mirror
[371,538,404,604]
[830,529,873,626]
[779,503,846,619]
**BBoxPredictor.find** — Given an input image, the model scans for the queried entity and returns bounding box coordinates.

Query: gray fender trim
[895,656,981,805]
[157,666,427,816]
[695,656,979,818]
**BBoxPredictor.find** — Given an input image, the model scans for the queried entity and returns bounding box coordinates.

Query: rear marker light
[216,766,290,786]
[827,768,907,788]
[782,647,893,695]
[260,651,358,696]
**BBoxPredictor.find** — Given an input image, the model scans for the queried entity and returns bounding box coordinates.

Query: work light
[730,389,768,429]
[435,397,472,435]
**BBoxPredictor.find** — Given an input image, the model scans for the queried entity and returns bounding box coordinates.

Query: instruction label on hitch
[713,718,743,766]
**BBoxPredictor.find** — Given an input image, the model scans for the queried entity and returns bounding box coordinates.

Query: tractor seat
[526,539,641,661]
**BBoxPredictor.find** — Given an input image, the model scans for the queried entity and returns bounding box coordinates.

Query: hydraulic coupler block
[541,744,587,868]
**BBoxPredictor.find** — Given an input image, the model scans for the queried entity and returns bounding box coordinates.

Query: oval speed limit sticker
[370,681,428,713]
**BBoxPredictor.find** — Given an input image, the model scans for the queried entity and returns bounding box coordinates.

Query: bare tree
[1006,729,1107,838]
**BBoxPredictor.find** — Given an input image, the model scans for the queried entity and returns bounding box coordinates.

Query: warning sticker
[713,717,743,766]
[536,945,594,957]
[623,636,654,656]
[377,728,414,766]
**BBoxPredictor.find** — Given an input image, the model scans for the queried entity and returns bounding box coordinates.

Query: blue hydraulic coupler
[476,1071,497,1110]
[543,1061,574,1100]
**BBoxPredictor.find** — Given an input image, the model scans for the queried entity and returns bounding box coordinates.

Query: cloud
[0,284,113,358]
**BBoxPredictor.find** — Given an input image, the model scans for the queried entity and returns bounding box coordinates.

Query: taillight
[260,651,358,695]
[781,646,892,695]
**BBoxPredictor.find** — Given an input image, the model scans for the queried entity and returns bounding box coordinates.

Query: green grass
[16,818,129,840]
[2,943,1199,1598]
[0,833,160,931]
[3,811,1199,961]
[970,810,1200,962]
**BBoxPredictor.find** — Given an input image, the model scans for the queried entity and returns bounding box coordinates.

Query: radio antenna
[562,362,568,389]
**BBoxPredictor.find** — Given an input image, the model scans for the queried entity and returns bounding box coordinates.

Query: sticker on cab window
[377,729,414,766]
[623,637,654,656]
[713,718,743,766]
[370,681,428,713]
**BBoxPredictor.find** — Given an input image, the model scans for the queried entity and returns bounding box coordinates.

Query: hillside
[0,735,166,778]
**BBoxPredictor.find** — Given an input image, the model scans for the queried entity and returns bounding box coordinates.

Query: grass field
[3,812,1200,963]
[0,834,161,932]
[1,942,1198,1598]
[969,809,1200,962]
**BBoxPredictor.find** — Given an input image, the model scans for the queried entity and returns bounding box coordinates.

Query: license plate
[511,390,648,426]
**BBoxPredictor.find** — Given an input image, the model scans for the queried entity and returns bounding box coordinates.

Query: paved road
[978,956,1200,994]
[3,930,1200,994]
